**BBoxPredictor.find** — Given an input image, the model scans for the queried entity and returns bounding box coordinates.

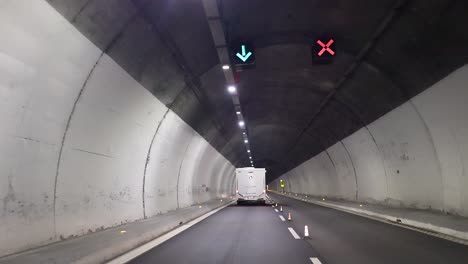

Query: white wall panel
[367,102,442,209]
[277,65,468,217]
[0,0,101,255]
[327,143,357,200]
[342,128,388,202]
[412,65,468,215]
[56,55,166,237]
[178,135,203,207]
[0,0,234,256]
[144,111,192,217]
[212,157,226,198]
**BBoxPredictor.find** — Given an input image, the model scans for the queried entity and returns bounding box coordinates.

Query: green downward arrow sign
[236,45,252,62]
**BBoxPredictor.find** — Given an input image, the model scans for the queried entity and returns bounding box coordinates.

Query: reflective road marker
[288,227,301,239]
[310,257,323,264]
[279,215,286,221]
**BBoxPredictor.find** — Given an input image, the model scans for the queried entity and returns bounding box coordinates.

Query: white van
[236,167,266,204]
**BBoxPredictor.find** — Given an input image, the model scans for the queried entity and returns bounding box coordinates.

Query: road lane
[269,193,468,264]
[130,204,320,264]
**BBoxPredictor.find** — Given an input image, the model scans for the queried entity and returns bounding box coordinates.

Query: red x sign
[316,39,335,56]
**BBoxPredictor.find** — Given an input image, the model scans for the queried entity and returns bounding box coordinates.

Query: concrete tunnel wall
[0,1,235,257]
[272,64,468,218]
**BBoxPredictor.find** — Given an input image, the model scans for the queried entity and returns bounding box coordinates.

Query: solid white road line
[288,227,301,239]
[279,215,286,221]
[107,202,234,264]
[310,257,323,264]
[274,209,279,213]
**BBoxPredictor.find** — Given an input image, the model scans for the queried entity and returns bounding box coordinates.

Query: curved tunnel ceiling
[46,0,468,182]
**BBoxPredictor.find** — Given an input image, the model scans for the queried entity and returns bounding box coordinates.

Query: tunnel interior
[1,0,468,259]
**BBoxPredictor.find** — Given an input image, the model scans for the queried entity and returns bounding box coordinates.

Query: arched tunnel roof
[46,0,468,182]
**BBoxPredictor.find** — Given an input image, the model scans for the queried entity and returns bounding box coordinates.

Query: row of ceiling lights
[200,1,253,168]
[223,65,254,167]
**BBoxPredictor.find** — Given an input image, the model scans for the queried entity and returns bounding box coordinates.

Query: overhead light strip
[202,0,253,167]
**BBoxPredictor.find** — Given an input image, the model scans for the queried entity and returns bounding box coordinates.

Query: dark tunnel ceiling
[47,0,468,182]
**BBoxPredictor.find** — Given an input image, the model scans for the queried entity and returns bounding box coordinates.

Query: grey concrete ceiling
[46,0,468,182]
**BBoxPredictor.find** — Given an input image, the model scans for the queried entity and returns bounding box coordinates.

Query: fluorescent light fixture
[244,139,248,143]
[249,157,252,159]
[242,132,246,135]
[247,150,251,153]
[238,121,245,127]
[227,85,236,94]
[222,65,230,70]
[236,111,241,115]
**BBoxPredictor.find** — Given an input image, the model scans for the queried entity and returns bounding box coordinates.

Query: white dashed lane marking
[310,257,323,264]
[279,215,285,221]
[287,227,301,239]
[274,209,279,212]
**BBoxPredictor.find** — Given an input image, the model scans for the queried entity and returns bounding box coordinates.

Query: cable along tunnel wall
[0,0,235,257]
[272,65,468,218]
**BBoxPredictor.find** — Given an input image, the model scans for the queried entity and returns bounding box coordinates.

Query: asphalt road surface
[130,193,468,264]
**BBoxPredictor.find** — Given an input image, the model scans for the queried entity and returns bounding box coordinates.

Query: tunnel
[1,0,468,263]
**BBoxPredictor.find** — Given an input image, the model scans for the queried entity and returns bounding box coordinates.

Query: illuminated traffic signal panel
[230,42,255,69]
[311,37,336,64]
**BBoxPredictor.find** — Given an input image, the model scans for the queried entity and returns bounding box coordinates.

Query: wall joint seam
[142,108,170,219]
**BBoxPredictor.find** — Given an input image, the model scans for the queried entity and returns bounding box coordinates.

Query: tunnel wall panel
[326,144,357,200]
[274,65,468,216]
[210,156,226,198]
[178,135,203,208]
[189,136,214,204]
[0,0,102,255]
[341,128,388,202]
[144,111,192,217]
[193,140,224,203]
[56,54,166,237]
[411,66,468,216]
[0,0,233,257]
[366,102,443,209]
[217,162,235,198]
